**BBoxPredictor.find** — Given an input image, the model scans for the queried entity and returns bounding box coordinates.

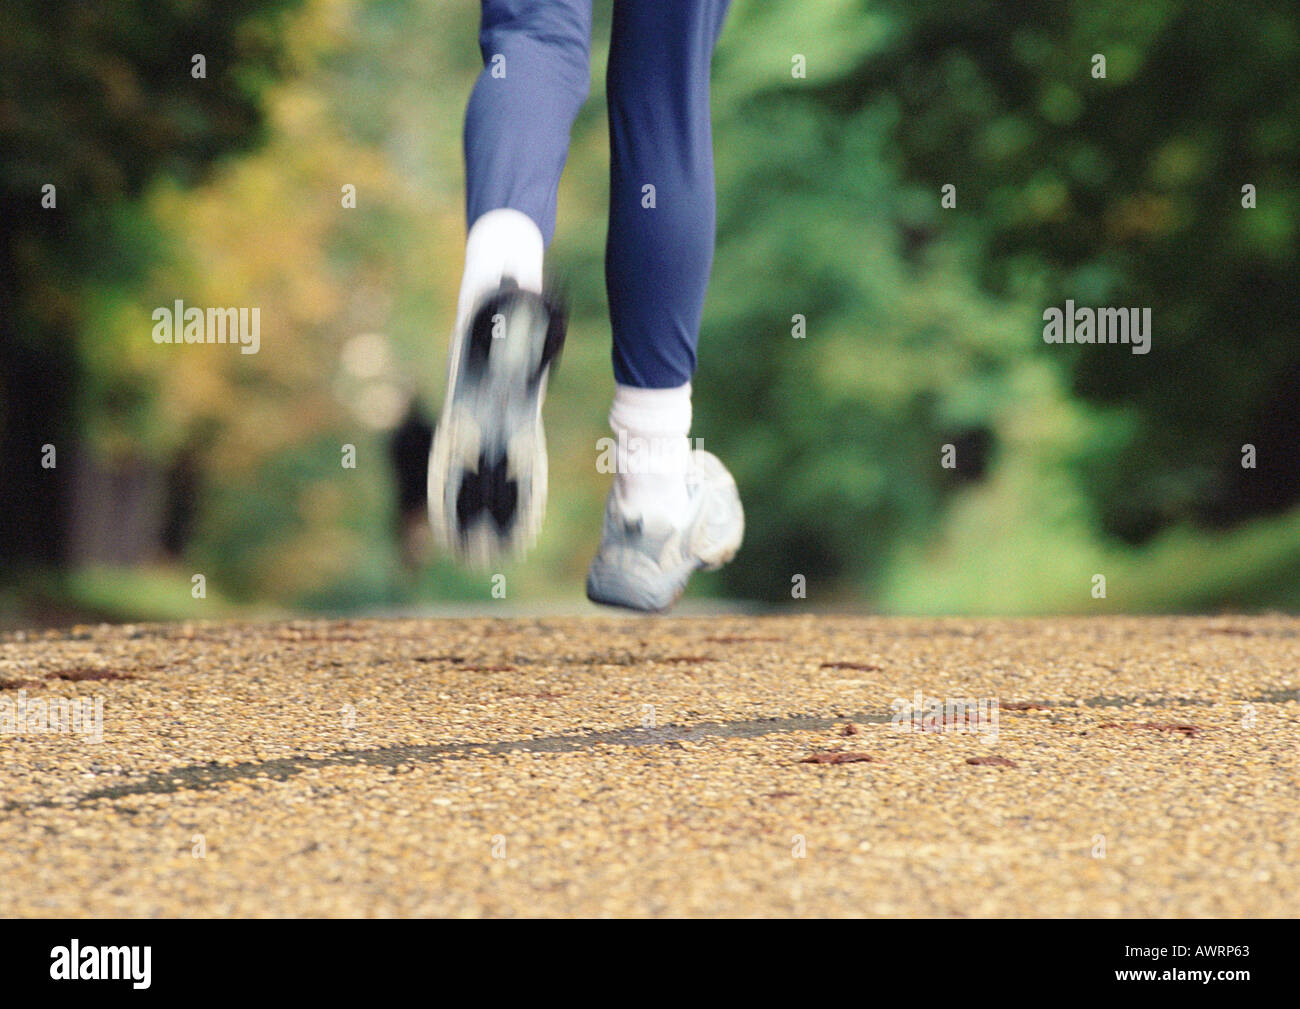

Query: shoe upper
[586,450,743,613]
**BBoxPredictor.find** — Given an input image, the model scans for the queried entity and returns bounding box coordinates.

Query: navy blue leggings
[465,0,731,389]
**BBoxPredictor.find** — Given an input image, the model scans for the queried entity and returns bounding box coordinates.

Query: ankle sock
[608,382,693,525]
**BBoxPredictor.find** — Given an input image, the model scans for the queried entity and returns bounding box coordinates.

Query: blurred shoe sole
[427,282,566,567]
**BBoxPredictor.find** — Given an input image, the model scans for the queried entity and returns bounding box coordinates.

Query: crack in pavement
[4,690,1287,812]
[12,711,895,811]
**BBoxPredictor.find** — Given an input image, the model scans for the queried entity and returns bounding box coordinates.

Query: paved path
[2,616,1296,916]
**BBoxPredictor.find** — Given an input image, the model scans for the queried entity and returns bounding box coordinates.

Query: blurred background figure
[389,402,434,570]
[1,0,1296,625]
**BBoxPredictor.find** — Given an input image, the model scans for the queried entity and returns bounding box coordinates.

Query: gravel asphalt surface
[1,615,1297,917]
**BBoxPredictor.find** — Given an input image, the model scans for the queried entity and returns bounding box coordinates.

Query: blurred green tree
[834,0,1299,542]
[0,0,301,571]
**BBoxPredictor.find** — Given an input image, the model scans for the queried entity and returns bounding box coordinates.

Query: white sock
[609,382,693,525]
[453,208,544,335]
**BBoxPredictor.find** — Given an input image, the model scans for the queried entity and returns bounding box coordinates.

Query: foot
[586,449,744,613]
[427,280,566,566]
